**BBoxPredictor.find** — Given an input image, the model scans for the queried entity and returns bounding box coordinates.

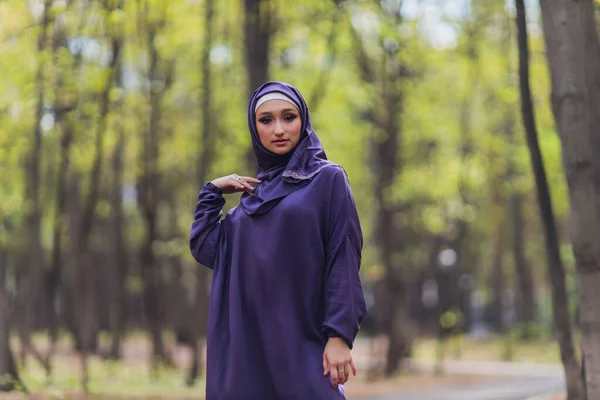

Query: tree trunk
[383,284,411,376]
[510,193,536,328]
[17,0,53,373]
[371,55,407,379]
[501,11,536,332]
[538,1,600,398]
[517,0,585,398]
[138,21,174,368]
[187,0,215,385]
[490,193,506,333]
[108,106,127,360]
[0,252,23,392]
[46,1,87,371]
[372,87,407,377]
[47,110,72,377]
[0,252,9,388]
[308,4,343,112]
[75,9,124,389]
[349,6,411,376]
[243,0,272,172]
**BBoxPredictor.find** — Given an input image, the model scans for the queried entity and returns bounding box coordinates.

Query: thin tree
[46,0,89,379]
[187,0,215,385]
[349,3,413,376]
[308,1,344,112]
[243,0,273,172]
[137,3,175,369]
[515,0,583,398]
[74,1,124,389]
[107,66,128,360]
[16,0,53,371]
[0,251,25,392]
[503,12,535,332]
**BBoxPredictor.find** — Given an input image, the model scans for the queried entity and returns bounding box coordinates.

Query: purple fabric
[241,81,334,216]
[189,82,367,400]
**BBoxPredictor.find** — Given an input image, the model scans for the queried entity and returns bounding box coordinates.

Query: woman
[189,81,366,399]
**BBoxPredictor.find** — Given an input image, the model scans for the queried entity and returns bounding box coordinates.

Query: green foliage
[0,5,571,258]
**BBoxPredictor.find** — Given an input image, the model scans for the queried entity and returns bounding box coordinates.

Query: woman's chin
[269,146,293,155]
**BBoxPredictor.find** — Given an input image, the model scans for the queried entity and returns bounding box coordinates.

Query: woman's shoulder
[314,163,352,188]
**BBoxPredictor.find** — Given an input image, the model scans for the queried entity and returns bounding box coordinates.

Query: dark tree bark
[516,0,584,398]
[501,10,535,334]
[108,93,128,360]
[0,252,24,392]
[243,0,272,172]
[510,193,535,326]
[74,5,124,389]
[137,14,175,368]
[350,7,412,376]
[489,192,506,333]
[45,0,86,376]
[373,85,408,378]
[16,0,53,373]
[538,0,600,398]
[308,4,343,112]
[187,0,215,385]
[47,111,73,371]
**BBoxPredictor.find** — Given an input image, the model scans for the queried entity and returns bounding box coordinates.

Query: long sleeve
[321,169,367,349]
[189,182,226,269]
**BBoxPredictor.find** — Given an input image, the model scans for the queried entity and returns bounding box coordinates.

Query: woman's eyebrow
[257,108,297,116]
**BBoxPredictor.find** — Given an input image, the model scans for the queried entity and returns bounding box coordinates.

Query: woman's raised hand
[211,174,261,195]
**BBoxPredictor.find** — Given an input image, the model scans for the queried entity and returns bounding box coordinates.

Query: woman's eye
[259,118,272,124]
[284,115,297,122]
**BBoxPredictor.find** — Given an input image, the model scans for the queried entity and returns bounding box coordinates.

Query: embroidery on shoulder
[337,165,352,188]
[282,163,352,188]
[326,164,352,188]
[282,163,336,182]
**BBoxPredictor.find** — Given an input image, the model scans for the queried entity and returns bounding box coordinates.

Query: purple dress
[189,82,366,400]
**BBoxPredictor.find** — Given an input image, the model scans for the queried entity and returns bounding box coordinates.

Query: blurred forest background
[1,0,600,398]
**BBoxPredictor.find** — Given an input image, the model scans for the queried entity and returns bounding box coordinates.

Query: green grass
[412,336,563,365]
[19,358,205,398]
[9,333,206,399]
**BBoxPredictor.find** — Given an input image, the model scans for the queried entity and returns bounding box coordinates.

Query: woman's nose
[274,120,284,135]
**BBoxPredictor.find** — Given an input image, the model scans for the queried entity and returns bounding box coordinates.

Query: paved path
[351,375,564,400]
[350,356,565,400]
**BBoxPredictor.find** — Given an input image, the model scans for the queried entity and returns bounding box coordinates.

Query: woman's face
[255,99,302,155]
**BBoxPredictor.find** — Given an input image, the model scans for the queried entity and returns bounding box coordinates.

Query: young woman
[189,81,366,399]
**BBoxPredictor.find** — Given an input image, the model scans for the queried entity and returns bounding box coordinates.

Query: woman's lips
[273,139,289,146]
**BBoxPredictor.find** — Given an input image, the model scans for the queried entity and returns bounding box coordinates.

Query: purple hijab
[240,81,334,215]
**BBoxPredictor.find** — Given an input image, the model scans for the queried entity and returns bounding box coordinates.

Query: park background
[1,0,600,399]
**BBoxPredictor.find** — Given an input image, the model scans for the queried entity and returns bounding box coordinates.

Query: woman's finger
[238,180,255,192]
[322,356,329,376]
[350,358,357,376]
[330,367,339,388]
[336,365,346,385]
[241,176,262,184]
[229,176,256,193]
[343,363,351,383]
[229,179,246,192]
